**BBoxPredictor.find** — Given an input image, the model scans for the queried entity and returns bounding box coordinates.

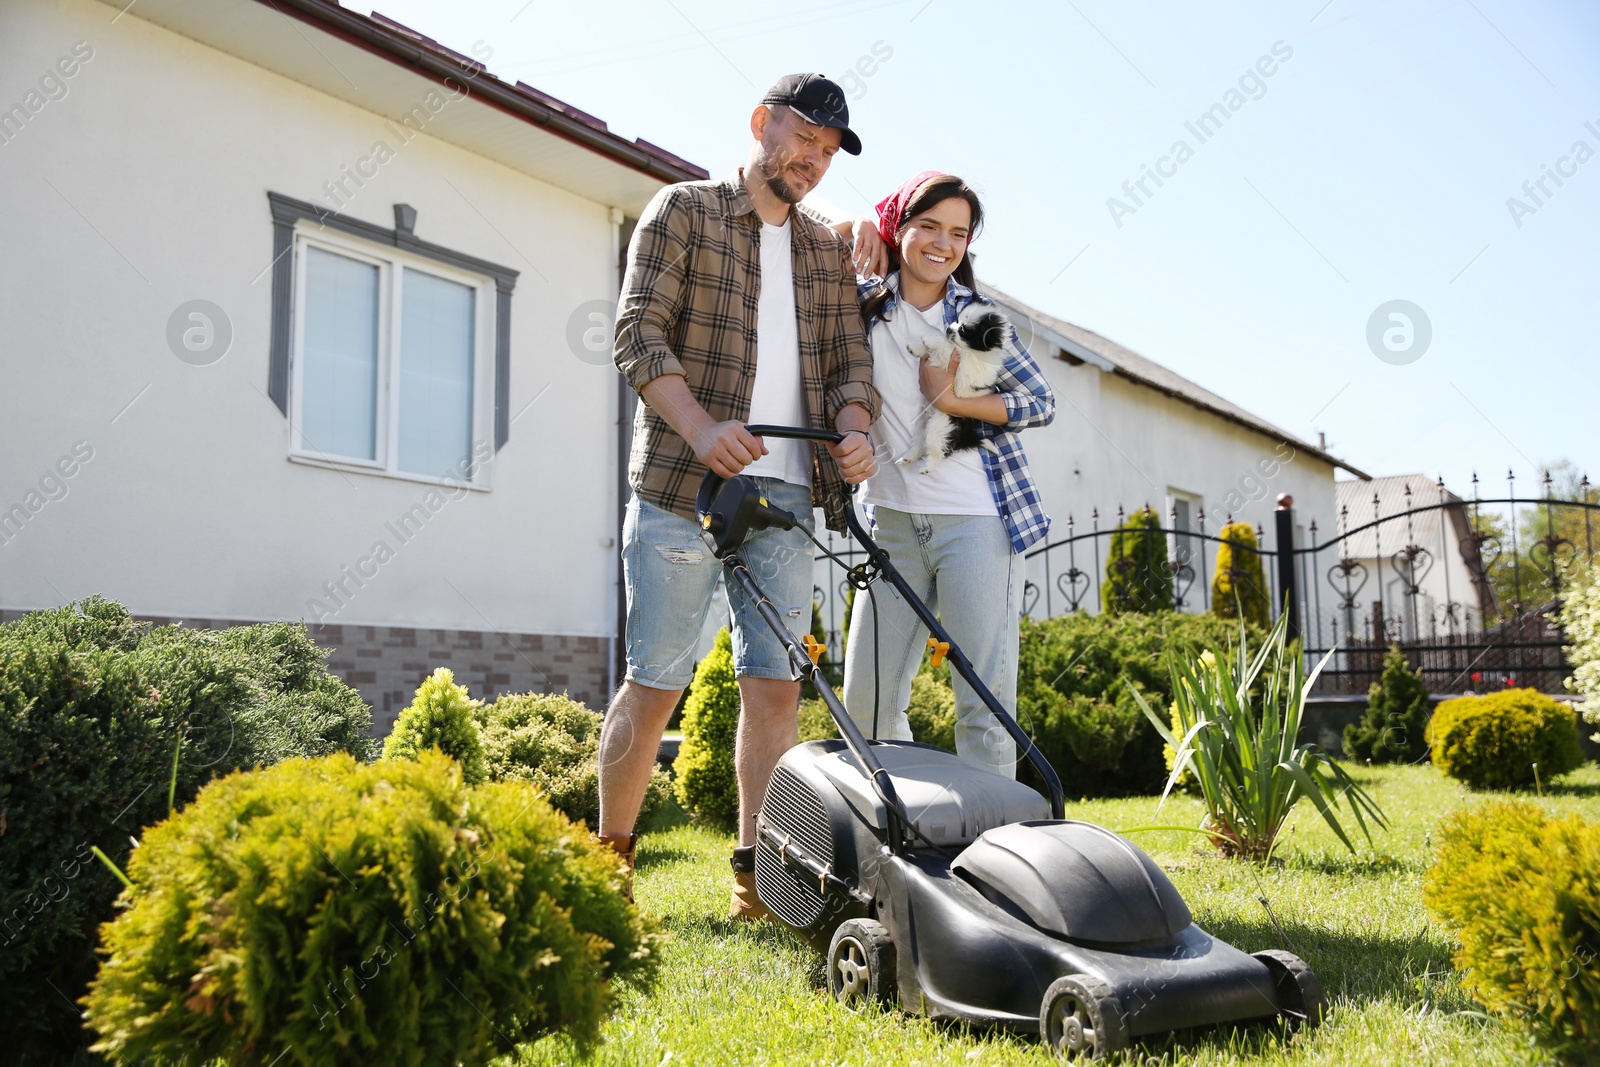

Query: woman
[834,171,1054,779]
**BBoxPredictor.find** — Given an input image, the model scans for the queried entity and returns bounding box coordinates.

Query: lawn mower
[695,426,1324,1060]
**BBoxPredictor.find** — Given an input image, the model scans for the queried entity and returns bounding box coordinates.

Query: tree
[1467,460,1598,624]
[1344,644,1431,762]
[1211,522,1269,629]
[1101,506,1172,614]
[673,629,741,828]
[383,667,487,784]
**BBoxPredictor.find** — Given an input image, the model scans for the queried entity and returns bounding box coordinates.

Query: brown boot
[595,832,638,903]
[729,845,772,923]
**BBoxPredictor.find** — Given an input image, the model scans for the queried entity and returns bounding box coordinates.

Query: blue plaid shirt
[860,274,1054,552]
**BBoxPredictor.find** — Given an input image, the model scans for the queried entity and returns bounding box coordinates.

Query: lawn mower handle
[743,424,845,445]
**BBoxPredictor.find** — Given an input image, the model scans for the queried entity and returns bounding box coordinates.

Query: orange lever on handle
[926,637,950,669]
[803,634,825,665]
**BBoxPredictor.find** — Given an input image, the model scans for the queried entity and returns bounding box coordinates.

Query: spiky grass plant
[1130,611,1387,861]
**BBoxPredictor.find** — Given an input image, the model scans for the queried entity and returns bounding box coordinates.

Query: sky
[363,0,1598,500]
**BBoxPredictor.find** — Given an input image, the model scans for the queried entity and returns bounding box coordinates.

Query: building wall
[1,0,633,705]
[1015,352,1338,618]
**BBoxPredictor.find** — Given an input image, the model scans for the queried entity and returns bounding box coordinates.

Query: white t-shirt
[742,218,811,487]
[860,298,996,515]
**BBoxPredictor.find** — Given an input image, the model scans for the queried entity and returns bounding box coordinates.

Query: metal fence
[814,471,1598,696]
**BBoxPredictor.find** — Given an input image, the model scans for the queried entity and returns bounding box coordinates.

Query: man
[600,73,878,920]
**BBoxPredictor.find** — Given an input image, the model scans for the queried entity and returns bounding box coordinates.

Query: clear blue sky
[367,0,1598,500]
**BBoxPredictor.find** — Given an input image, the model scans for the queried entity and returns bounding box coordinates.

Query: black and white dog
[897,299,1011,474]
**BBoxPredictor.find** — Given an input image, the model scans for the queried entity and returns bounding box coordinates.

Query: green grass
[511,763,1600,1066]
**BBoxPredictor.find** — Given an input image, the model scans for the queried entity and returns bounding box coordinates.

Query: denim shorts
[622,477,816,690]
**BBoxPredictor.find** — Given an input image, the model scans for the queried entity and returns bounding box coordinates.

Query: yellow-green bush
[906,668,956,750]
[1427,688,1583,790]
[1423,800,1600,1063]
[1211,521,1269,629]
[673,629,740,828]
[383,667,487,784]
[798,696,836,742]
[83,751,659,1067]
[478,691,669,830]
[799,668,955,749]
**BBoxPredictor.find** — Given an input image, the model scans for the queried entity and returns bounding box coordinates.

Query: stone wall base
[0,608,613,738]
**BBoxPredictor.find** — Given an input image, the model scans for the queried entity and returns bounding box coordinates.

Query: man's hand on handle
[693,420,768,478]
[829,403,875,485]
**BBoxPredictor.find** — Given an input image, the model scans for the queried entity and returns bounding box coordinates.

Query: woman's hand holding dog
[919,353,961,413]
[918,353,1011,426]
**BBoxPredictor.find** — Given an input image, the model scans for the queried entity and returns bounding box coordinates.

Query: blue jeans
[842,507,1020,778]
[622,478,815,689]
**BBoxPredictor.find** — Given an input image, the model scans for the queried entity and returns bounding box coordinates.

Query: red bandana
[874,170,957,246]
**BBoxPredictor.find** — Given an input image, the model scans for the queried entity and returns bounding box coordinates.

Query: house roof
[97,0,707,213]
[980,283,1372,481]
[1334,473,1465,554]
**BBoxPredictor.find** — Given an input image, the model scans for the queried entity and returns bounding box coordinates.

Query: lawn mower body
[755,738,1284,1038]
[698,426,1321,1057]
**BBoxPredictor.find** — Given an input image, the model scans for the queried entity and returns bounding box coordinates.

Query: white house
[1331,474,1493,642]
[1,0,703,730]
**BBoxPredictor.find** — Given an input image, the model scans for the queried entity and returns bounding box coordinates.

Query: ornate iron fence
[815,471,1598,696]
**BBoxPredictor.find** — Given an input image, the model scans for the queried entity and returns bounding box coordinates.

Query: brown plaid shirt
[614,172,878,533]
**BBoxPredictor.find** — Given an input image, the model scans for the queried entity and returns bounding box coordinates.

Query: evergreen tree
[1211,522,1270,629]
[1344,644,1431,762]
[382,667,487,783]
[673,629,741,829]
[1101,506,1172,614]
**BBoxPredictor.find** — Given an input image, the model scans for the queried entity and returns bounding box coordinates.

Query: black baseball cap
[760,73,862,156]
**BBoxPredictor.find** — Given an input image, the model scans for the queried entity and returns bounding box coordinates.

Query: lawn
[511,761,1600,1067]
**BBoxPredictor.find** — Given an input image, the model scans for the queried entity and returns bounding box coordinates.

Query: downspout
[608,206,624,700]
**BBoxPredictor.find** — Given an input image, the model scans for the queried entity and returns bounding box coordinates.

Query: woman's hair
[861,174,985,327]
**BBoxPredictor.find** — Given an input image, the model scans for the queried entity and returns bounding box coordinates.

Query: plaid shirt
[861,274,1055,552]
[615,173,878,533]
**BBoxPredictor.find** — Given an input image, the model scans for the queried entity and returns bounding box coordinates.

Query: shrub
[478,691,669,830]
[906,667,957,751]
[0,598,375,1063]
[674,629,741,829]
[798,697,836,742]
[1345,644,1432,763]
[82,751,659,1066]
[800,665,956,751]
[1561,557,1600,741]
[1133,611,1387,861]
[1427,688,1584,790]
[1424,800,1600,1063]
[1100,506,1172,614]
[1015,610,1261,796]
[1211,521,1269,629]
[802,599,840,694]
[383,667,487,784]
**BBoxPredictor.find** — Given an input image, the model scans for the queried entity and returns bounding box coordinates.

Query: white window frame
[287,224,496,491]
[1167,488,1204,557]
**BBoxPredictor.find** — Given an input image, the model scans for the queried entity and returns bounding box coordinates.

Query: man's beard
[755,150,805,205]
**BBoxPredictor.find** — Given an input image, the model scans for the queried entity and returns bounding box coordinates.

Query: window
[1168,490,1203,610]
[1169,490,1202,569]
[267,194,517,487]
